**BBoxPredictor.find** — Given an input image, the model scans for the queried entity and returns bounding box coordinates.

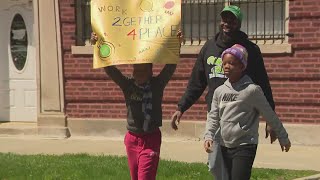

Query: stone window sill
[71,43,292,55]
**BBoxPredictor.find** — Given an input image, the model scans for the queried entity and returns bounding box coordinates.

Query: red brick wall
[59,0,320,124]
[264,0,320,124]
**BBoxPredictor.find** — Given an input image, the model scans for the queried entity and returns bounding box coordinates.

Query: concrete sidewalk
[0,136,319,172]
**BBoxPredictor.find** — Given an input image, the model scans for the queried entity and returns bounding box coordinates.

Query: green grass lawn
[0,153,317,180]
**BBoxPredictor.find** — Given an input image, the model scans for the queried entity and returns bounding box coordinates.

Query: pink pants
[124,128,162,180]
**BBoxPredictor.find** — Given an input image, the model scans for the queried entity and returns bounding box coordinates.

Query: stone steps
[0,122,69,138]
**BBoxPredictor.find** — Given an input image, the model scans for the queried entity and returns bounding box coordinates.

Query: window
[182,0,225,45]
[10,14,28,71]
[75,0,287,46]
[75,0,92,46]
[230,0,286,44]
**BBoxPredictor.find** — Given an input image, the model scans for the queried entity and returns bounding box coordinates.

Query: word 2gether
[112,16,178,40]
[112,16,162,27]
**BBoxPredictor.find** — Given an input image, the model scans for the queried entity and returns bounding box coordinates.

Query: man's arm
[171,42,208,130]
[248,45,275,110]
[177,47,208,113]
[246,43,277,143]
[252,45,278,142]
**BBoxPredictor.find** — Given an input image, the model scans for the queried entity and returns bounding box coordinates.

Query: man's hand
[176,29,184,45]
[204,140,213,153]
[90,32,98,45]
[280,139,291,152]
[171,110,183,130]
[265,122,277,144]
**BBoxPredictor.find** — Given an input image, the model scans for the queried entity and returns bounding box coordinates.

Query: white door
[0,2,37,122]
[0,9,10,121]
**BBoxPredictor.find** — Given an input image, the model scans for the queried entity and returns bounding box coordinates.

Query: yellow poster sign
[91,0,181,68]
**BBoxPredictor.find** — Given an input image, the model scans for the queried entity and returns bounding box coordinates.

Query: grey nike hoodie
[204,75,289,148]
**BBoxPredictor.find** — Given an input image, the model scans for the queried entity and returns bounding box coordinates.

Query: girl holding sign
[91,31,182,180]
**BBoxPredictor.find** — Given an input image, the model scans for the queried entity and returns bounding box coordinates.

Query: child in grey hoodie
[204,44,291,180]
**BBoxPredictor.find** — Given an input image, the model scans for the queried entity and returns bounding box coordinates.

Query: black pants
[221,144,257,180]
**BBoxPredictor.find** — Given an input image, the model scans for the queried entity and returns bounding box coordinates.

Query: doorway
[0,2,37,122]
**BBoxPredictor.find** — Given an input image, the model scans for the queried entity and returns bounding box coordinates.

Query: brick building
[0,0,319,139]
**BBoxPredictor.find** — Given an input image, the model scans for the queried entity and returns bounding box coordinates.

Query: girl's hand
[176,29,184,45]
[90,32,98,45]
[204,140,213,153]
